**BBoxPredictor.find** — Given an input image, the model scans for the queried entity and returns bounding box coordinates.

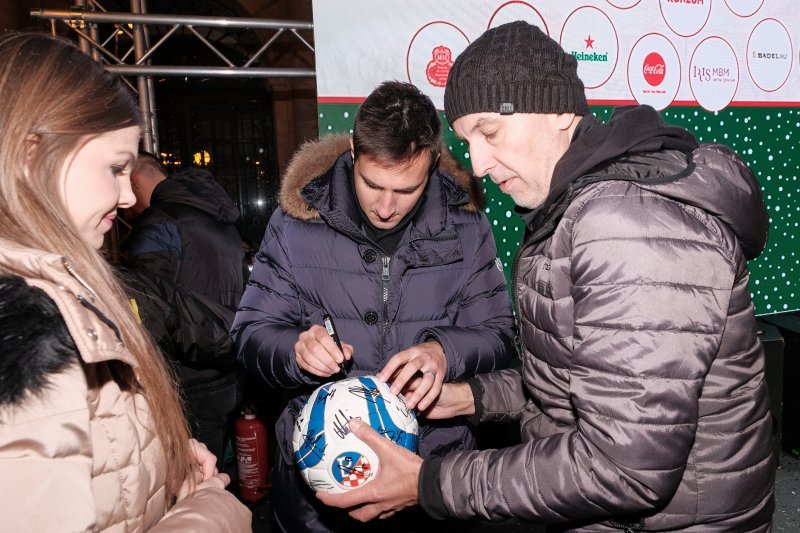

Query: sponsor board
[314,1,800,109]
[313,0,800,316]
[488,1,548,33]
[724,0,765,17]
[560,6,618,89]
[746,18,793,92]
[689,36,739,111]
[627,33,680,110]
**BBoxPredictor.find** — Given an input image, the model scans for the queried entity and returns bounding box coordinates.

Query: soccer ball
[291,375,418,493]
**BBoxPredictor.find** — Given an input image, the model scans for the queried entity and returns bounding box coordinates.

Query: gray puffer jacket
[421,120,774,530]
[233,135,516,465]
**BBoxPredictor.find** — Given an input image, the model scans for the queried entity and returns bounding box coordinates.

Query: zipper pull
[382,256,390,306]
[382,256,390,283]
[61,256,100,302]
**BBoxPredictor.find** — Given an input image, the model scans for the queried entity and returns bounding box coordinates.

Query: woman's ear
[22,134,40,177]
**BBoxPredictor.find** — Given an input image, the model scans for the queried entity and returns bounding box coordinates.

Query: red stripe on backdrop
[319,96,800,108]
[589,99,800,107]
[587,99,638,106]
[727,101,800,107]
[318,97,365,104]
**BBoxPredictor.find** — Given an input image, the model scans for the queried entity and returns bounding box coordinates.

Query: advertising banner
[312,0,799,314]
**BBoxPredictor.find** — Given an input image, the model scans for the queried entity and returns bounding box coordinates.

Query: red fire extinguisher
[235,406,269,502]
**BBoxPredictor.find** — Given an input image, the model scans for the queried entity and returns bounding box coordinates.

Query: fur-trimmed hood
[279,134,484,220]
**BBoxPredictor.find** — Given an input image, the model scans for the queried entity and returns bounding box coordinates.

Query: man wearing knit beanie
[320,21,774,532]
[443,20,589,125]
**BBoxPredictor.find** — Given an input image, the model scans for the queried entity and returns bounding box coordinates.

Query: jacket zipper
[61,257,124,344]
[510,189,575,353]
[61,256,100,302]
[511,188,576,307]
[380,255,390,361]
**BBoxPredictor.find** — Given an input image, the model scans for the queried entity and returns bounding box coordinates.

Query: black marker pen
[323,312,348,375]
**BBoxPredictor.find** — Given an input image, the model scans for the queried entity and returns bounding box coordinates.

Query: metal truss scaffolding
[31,1,315,153]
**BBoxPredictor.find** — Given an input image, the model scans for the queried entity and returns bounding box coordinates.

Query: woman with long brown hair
[0,32,250,531]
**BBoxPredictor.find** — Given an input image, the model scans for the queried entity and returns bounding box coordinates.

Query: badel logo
[751,51,789,60]
[642,52,666,86]
[425,45,453,88]
[746,18,792,93]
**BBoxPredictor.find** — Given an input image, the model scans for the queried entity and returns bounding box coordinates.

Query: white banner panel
[313,0,800,111]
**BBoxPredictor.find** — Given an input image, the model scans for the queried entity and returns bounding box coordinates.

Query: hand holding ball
[292,375,419,493]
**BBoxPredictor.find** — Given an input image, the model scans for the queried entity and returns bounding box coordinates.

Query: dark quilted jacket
[126,169,244,385]
[421,122,774,530]
[232,135,516,465]
[127,168,244,311]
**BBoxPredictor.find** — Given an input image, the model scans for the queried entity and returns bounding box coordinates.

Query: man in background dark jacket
[126,155,244,468]
[122,266,236,372]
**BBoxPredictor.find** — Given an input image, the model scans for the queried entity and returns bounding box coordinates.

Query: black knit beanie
[444,21,590,126]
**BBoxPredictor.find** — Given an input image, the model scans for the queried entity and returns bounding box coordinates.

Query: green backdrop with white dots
[318,104,798,315]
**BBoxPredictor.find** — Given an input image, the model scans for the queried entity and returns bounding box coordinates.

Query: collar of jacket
[307,151,465,250]
[517,105,699,237]
[280,134,484,220]
[279,135,483,252]
[519,148,695,246]
[0,239,133,368]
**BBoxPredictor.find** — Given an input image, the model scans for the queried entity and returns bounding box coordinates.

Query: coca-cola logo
[627,33,680,110]
[643,52,666,86]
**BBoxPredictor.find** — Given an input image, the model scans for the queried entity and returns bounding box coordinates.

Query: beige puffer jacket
[0,242,251,532]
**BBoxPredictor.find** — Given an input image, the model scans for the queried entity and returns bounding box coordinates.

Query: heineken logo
[561,8,618,89]
[571,51,609,62]
[571,33,608,62]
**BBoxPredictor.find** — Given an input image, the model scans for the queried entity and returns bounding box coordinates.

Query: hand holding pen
[323,313,351,376]
[293,313,353,378]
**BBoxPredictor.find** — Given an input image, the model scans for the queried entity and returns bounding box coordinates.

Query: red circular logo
[642,52,666,86]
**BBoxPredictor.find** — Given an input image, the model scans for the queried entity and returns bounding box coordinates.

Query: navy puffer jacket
[232,135,516,464]
[127,168,244,311]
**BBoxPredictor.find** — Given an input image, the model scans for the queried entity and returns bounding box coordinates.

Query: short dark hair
[133,151,167,180]
[352,81,441,166]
